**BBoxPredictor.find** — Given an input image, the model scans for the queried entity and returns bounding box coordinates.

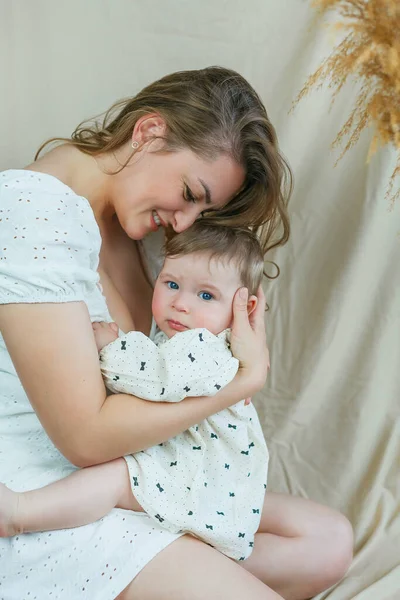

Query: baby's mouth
[167,319,189,332]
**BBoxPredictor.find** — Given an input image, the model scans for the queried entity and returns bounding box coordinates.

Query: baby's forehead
[163,251,241,278]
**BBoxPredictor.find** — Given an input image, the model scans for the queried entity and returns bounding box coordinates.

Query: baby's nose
[172,294,190,313]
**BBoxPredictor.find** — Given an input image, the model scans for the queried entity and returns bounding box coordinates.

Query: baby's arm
[0,459,143,538]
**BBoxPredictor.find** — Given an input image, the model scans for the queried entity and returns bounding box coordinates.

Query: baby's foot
[92,321,119,352]
[0,483,23,537]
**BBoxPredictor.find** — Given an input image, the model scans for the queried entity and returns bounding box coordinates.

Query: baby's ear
[247,295,258,315]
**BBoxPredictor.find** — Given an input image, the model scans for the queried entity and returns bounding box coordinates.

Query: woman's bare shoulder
[24,144,83,188]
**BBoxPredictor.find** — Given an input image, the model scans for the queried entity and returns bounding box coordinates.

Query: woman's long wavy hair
[36,66,292,268]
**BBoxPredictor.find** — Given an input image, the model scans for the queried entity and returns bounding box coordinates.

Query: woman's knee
[320,512,354,587]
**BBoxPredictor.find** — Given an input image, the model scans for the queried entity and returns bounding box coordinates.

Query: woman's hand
[230,286,270,396]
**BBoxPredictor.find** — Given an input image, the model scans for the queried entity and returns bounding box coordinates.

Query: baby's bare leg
[0,458,142,537]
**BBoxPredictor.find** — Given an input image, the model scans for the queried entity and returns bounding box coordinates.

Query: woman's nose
[172,206,201,233]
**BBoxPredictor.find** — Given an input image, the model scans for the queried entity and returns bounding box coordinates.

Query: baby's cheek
[151,289,165,327]
[151,298,161,321]
[211,306,234,334]
[196,307,227,335]
[194,312,212,331]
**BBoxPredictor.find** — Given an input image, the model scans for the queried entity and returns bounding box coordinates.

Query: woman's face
[110,143,245,240]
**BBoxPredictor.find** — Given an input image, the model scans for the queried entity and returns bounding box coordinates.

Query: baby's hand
[92,321,119,352]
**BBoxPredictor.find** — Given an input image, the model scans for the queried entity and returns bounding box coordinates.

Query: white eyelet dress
[0,170,182,600]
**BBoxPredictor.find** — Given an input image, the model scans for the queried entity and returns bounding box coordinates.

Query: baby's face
[152,251,242,338]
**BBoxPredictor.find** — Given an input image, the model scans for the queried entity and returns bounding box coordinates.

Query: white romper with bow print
[100,327,269,560]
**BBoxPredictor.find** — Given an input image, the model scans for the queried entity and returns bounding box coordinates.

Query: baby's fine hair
[164,221,264,296]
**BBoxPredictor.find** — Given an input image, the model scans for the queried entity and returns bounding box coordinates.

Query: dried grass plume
[293,0,400,206]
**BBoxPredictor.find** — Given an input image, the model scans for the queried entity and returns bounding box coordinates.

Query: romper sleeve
[99,328,239,402]
[0,173,101,304]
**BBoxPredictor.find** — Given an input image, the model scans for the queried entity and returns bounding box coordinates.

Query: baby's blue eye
[199,292,213,301]
[167,281,179,290]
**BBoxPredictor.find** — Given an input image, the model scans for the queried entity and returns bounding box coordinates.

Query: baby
[0,221,269,561]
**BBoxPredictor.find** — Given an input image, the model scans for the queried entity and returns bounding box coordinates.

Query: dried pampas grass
[294,0,400,206]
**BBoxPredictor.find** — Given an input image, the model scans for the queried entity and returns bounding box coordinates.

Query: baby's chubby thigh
[101,457,145,513]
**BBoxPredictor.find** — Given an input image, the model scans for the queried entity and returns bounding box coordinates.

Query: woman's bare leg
[117,493,352,600]
[117,534,283,600]
[242,492,354,600]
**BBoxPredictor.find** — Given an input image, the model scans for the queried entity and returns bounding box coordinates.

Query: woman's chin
[124,225,149,241]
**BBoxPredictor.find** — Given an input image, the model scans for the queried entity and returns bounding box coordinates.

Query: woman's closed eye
[183,183,217,219]
[184,184,197,204]
[199,291,214,301]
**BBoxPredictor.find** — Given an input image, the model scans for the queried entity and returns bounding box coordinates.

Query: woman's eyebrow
[198,178,212,205]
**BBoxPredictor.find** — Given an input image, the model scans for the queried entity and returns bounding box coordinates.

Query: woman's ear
[132,113,167,147]
[247,295,258,315]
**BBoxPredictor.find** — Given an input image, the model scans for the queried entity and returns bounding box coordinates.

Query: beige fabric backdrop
[1,1,399,598]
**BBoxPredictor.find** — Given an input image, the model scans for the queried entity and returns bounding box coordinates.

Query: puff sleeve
[0,172,101,304]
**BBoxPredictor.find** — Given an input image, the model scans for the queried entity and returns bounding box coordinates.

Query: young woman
[0,66,352,599]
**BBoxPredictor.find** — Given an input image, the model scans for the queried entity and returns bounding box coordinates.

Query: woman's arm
[0,288,268,467]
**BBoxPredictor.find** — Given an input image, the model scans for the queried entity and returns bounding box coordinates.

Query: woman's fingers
[231,287,250,334]
[229,285,270,395]
[233,286,266,334]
